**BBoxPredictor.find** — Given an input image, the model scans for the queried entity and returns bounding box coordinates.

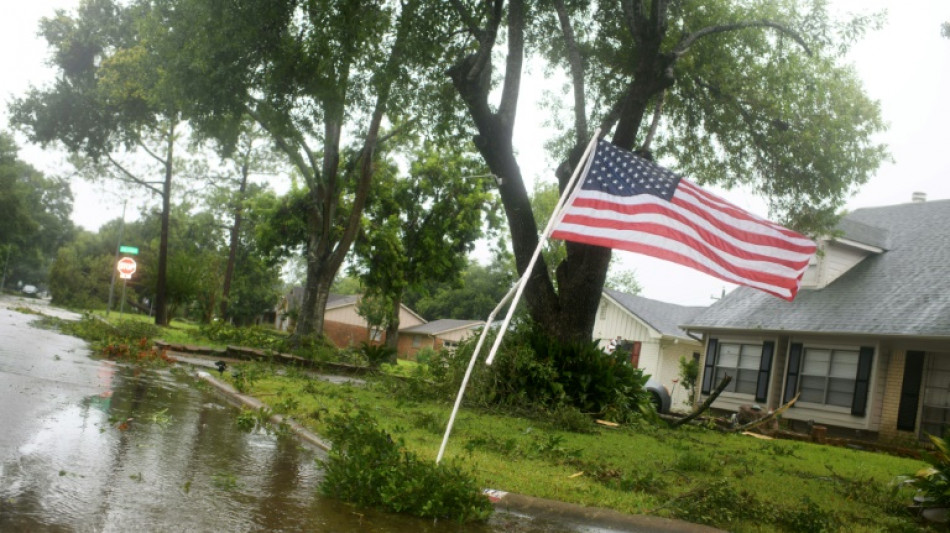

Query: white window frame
[713,342,762,397]
[797,346,860,409]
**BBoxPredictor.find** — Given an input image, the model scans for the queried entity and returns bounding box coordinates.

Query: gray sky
[3,1,949,306]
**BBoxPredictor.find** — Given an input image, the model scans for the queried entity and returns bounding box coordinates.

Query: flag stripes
[551,140,816,300]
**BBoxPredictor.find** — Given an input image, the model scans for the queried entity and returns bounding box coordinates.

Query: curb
[194,369,332,453]
[176,353,723,532]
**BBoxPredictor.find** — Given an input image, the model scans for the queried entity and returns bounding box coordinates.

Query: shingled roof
[686,199,950,338]
[400,319,483,335]
[604,288,705,340]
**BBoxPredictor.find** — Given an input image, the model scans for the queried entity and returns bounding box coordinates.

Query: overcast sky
[3,1,949,306]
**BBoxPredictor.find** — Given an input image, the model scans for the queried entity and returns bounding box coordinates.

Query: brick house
[397,319,484,361]
[274,290,426,348]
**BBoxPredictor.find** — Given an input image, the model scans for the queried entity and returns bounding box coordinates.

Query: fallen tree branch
[731,392,800,433]
[671,375,731,428]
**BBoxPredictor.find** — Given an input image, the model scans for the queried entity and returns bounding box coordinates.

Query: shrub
[199,322,288,352]
[319,411,493,522]
[429,321,650,423]
[905,433,950,508]
[358,342,396,368]
[678,355,700,407]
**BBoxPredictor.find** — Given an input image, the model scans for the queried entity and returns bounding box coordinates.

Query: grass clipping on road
[229,362,928,532]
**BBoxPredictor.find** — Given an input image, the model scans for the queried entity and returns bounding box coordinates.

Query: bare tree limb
[640,90,665,153]
[671,375,732,428]
[554,0,588,145]
[674,20,812,59]
[245,105,316,185]
[731,392,799,433]
[135,138,168,166]
[447,0,481,39]
[105,154,163,196]
[497,0,524,125]
[619,0,643,46]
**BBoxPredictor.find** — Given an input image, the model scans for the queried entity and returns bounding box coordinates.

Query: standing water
[0,298,585,532]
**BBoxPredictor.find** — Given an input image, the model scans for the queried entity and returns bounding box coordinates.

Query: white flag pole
[484,130,601,365]
[436,282,519,463]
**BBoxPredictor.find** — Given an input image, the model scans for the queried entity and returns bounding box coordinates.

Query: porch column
[879,349,907,440]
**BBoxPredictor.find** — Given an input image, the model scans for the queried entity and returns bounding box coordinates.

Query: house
[594,288,706,411]
[275,290,426,348]
[684,196,950,442]
[398,319,484,361]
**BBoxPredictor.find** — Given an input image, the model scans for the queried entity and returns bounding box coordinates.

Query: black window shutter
[851,346,875,417]
[755,341,774,403]
[897,351,925,431]
[784,343,803,404]
[701,338,719,394]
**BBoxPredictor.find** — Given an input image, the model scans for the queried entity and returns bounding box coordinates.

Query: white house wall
[325,304,364,326]
[593,298,657,349]
[594,296,701,413]
[810,243,871,289]
[778,337,884,432]
[324,303,426,329]
[398,308,426,328]
[438,328,477,344]
[702,333,887,432]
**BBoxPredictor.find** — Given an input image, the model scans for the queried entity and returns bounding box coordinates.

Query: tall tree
[152,0,444,342]
[440,0,888,343]
[10,0,193,325]
[351,144,500,350]
[202,122,282,320]
[0,132,75,290]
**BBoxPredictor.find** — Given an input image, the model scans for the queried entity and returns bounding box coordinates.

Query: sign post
[116,257,137,315]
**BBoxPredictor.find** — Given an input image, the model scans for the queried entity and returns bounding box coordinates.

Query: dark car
[645,377,671,414]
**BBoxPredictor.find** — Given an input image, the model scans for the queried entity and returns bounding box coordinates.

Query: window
[411,335,422,347]
[799,348,859,408]
[713,343,761,395]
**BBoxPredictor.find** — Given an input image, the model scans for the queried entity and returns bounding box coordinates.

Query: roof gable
[604,288,706,340]
[688,199,950,338]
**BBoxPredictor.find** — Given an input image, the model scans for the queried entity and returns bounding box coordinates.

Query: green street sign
[119,245,139,255]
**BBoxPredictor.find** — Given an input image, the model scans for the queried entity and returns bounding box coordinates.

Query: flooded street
[0,297,590,533]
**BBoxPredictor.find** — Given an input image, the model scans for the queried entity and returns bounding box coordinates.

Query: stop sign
[117,257,137,279]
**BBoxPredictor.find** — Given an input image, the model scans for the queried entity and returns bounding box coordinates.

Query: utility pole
[0,245,11,292]
[106,201,128,316]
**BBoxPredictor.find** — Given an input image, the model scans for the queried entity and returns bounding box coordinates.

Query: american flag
[551,140,816,300]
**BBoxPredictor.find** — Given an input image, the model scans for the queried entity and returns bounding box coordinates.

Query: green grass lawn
[226,362,932,532]
[55,311,934,531]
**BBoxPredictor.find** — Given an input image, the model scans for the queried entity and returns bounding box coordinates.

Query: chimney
[912,191,927,203]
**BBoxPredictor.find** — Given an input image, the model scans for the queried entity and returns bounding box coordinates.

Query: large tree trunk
[153,125,174,326]
[293,212,334,339]
[219,161,248,320]
[448,0,675,344]
[384,295,400,359]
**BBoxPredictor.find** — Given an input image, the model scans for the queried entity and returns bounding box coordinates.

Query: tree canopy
[439,0,887,343]
[0,132,75,291]
[351,143,499,347]
[148,0,456,340]
[10,0,197,325]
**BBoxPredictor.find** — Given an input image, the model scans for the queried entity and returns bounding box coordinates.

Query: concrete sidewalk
[170,351,722,533]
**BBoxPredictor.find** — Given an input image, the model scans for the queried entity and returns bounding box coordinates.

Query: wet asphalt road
[0,296,712,533]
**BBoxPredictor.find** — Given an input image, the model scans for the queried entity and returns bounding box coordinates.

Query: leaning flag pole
[435,129,600,463]
[435,282,518,463]
[484,129,600,366]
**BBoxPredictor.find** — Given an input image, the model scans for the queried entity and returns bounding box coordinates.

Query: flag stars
[580,140,682,201]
